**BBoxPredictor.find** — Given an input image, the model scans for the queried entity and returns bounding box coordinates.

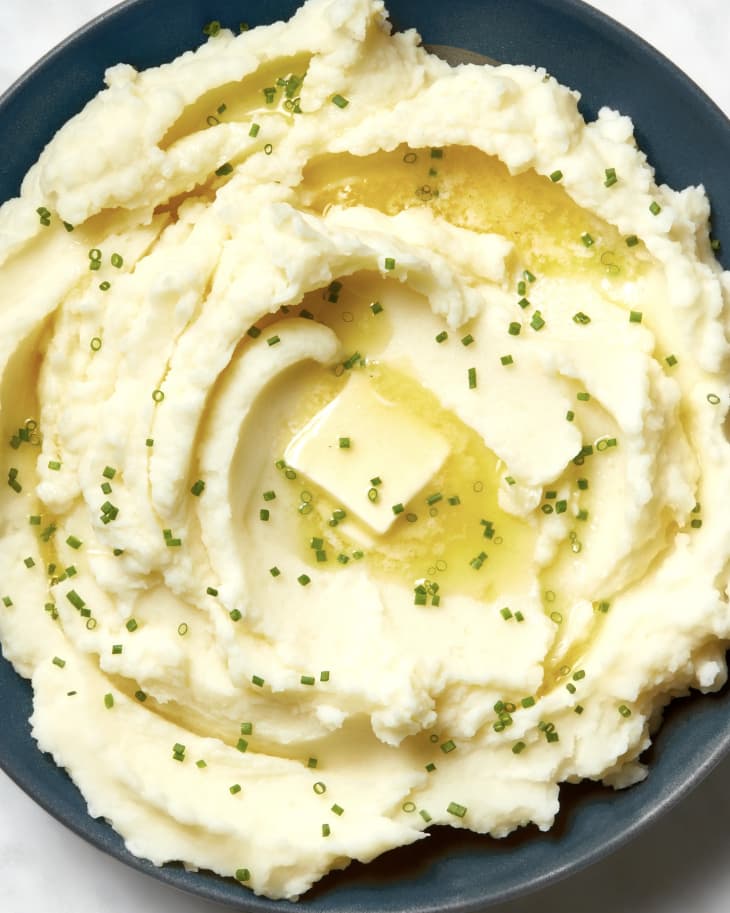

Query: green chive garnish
[447,802,467,818]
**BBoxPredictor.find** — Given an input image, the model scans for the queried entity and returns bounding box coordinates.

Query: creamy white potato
[1,0,730,900]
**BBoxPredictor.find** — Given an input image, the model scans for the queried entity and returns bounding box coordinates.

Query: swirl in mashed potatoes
[1,0,729,899]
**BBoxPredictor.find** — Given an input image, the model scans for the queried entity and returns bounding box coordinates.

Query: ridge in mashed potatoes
[1,0,730,900]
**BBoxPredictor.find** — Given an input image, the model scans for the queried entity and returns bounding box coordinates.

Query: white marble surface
[1,1,729,911]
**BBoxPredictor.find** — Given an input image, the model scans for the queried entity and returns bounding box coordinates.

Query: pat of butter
[285,373,450,534]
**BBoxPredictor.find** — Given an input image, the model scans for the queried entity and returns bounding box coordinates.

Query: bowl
[1,1,729,911]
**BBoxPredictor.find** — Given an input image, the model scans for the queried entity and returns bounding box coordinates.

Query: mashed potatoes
[1,0,729,900]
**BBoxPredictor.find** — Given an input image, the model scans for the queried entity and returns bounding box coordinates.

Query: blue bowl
[1,1,728,911]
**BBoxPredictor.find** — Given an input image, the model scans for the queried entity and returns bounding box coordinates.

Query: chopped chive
[629,310,643,323]
[23,557,35,568]
[259,509,270,521]
[67,590,85,610]
[104,693,114,709]
[575,704,584,714]
[66,536,83,550]
[618,704,632,717]
[48,460,61,471]
[307,757,318,768]
[237,737,248,752]
[512,741,526,754]
[461,334,474,347]
[313,781,326,794]
[177,622,189,635]
[252,675,264,687]
[90,336,103,351]
[566,410,575,422]
[576,391,590,401]
[111,253,124,268]
[604,167,618,187]
[370,301,383,315]
[447,802,467,818]
[500,607,512,620]
[572,311,591,325]
[331,803,344,816]
[508,321,521,336]
[247,326,261,338]
[338,437,351,449]
[331,94,349,108]
[649,201,662,215]
[665,354,678,367]
[440,739,456,753]
[241,722,253,735]
[235,868,250,882]
[195,759,207,768]
[229,609,242,622]
[191,479,205,496]
[384,257,396,271]
[626,234,639,247]
[322,823,331,837]
[392,503,405,515]
[298,574,311,586]
[581,232,594,247]
[500,354,514,366]
[112,644,123,655]
[468,367,477,389]
[435,331,448,343]
[530,311,545,331]
[301,675,315,686]
[152,389,164,403]
[320,670,330,682]
[52,656,66,668]
[230,783,242,794]
[135,690,147,702]
[249,122,260,137]
[269,566,281,577]
[215,162,233,176]
[267,335,281,347]
[521,696,535,708]
[126,618,138,631]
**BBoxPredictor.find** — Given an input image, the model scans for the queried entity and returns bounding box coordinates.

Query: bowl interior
[1,1,729,911]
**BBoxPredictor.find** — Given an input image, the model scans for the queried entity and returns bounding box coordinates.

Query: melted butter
[159,55,310,150]
[0,320,63,583]
[272,356,535,602]
[300,144,648,282]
